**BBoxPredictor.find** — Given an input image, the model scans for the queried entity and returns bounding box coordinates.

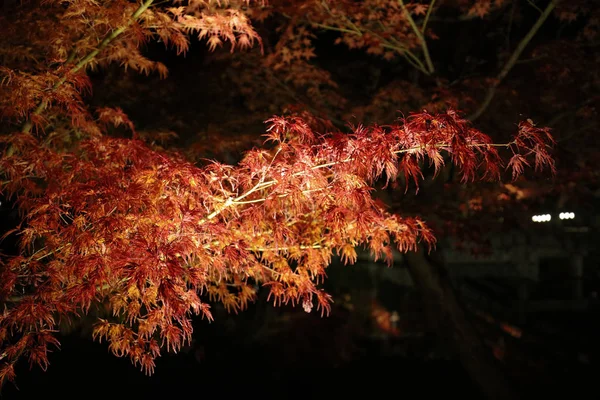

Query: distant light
[532,214,551,222]
[559,212,575,220]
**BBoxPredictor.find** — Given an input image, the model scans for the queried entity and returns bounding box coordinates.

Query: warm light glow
[532,214,551,222]
[559,212,575,220]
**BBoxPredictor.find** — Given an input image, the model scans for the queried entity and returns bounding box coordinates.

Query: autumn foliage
[0,108,554,381]
[0,0,559,385]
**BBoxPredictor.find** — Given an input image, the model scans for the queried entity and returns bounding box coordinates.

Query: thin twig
[468,0,560,121]
[251,244,323,252]
[398,0,435,74]
[313,4,429,74]
[525,0,543,13]
[421,0,437,32]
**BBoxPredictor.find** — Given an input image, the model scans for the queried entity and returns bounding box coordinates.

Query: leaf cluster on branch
[0,107,553,381]
[0,0,263,134]
[0,0,558,386]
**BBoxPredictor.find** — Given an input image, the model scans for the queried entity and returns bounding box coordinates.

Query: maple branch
[232,185,329,206]
[260,265,280,276]
[372,20,429,72]
[421,0,437,32]
[310,21,358,36]
[370,30,429,73]
[251,244,323,252]
[197,139,516,224]
[20,0,155,134]
[33,245,69,262]
[467,0,560,121]
[525,0,544,14]
[398,0,435,75]
[311,11,429,74]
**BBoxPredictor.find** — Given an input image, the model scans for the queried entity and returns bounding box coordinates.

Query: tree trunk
[404,247,519,400]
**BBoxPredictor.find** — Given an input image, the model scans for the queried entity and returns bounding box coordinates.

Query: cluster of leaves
[218,0,596,260]
[0,0,262,134]
[0,107,553,381]
[218,0,438,121]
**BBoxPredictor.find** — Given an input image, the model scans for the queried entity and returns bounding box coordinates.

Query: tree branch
[468,0,560,121]
[398,0,435,74]
[421,0,437,32]
[312,3,430,75]
[196,139,516,224]
[20,0,155,134]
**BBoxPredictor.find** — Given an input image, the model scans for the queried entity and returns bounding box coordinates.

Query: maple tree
[0,0,579,394]
[218,0,597,129]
